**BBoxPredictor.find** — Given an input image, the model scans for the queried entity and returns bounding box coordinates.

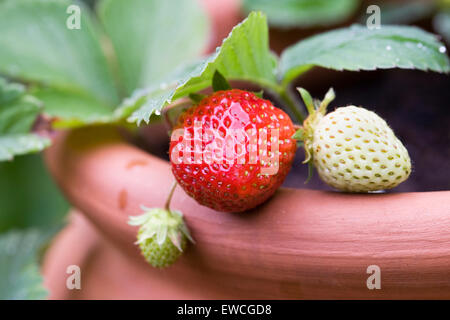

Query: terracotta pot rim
[44,125,450,299]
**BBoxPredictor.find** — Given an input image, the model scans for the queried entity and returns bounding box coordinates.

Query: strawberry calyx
[128,183,194,257]
[128,206,194,252]
[295,87,335,164]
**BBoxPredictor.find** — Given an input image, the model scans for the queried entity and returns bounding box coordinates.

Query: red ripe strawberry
[169,89,296,213]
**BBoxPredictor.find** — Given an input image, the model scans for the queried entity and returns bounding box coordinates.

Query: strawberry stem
[279,90,304,123]
[164,181,178,211]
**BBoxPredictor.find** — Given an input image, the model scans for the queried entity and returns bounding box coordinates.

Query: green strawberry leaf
[0,134,50,162]
[121,12,278,125]
[116,86,175,125]
[172,12,278,97]
[0,0,119,125]
[280,24,450,86]
[98,0,208,96]
[0,229,50,300]
[0,78,50,161]
[32,87,117,128]
[242,0,359,28]
[212,70,231,92]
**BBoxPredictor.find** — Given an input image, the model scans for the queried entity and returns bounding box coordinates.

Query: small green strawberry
[128,205,194,268]
[295,88,411,192]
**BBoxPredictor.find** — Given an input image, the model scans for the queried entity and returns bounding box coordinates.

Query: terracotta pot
[42,125,450,299]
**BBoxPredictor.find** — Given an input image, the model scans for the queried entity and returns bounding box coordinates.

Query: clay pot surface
[42,126,450,299]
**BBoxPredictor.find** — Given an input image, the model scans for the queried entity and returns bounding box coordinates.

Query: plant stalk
[279,89,305,124]
[164,181,178,211]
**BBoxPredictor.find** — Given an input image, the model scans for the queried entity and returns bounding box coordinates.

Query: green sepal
[292,128,304,140]
[253,90,264,98]
[188,92,206,104]
[128,207,194,252]
[295,88,335,185]
[179,221,195,244]
[318,88,336,114]
[212,70,231,92]
[305,161,314,184]
[167,228,182,251]
[296,87,336,164]
[297,87,336,116]
[156,222,167,246]
[297,87,315,115]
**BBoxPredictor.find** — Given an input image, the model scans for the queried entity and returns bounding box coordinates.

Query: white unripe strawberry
[296,88,411,192]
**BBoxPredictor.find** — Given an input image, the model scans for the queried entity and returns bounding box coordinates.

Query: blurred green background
[0,154,68,233]
[0,154,69,299]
